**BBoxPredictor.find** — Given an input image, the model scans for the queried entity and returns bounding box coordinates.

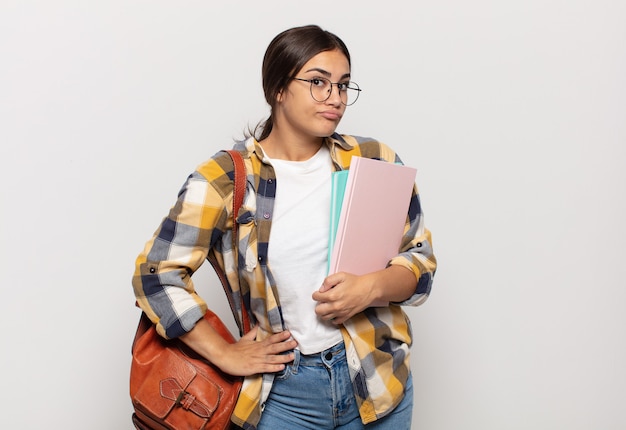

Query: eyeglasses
[292,77,361,106]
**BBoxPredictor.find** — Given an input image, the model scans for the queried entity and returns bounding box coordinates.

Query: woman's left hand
[312,272,375,325]
[312,265,417,325]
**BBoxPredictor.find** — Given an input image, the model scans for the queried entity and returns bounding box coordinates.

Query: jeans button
[324,351,333,360]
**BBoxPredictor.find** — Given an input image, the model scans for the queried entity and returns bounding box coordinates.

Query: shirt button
[263,212,270,219]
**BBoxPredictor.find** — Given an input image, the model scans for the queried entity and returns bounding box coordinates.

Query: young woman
[133,25,436,429]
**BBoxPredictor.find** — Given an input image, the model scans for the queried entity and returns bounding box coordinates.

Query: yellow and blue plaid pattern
[132,133,436,428]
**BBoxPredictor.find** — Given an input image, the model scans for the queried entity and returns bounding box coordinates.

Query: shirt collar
[244,132,353,164]
[326,133,353,151]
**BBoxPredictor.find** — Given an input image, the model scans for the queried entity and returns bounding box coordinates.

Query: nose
[326,83,343,106]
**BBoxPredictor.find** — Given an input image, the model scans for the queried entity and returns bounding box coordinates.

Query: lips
[319,110,342,121]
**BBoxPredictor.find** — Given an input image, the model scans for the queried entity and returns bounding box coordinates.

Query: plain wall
[1,1,625,429]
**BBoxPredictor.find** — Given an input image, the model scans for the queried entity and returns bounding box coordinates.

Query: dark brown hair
[250,25,351,141]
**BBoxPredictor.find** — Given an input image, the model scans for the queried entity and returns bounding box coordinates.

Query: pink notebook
[328,156,417,276]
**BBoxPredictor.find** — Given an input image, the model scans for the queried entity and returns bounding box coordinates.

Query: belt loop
[291,348,301,374]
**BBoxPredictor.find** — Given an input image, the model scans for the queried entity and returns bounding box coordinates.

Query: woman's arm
[180,319,297,376]
[133,153,297,375]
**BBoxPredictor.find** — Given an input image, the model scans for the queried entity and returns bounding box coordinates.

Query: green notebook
[328,170,349,273]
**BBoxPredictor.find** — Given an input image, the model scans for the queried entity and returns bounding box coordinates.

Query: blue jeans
[257,342,413,429]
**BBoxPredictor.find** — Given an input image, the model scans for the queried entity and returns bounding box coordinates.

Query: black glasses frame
[292,77,362,106]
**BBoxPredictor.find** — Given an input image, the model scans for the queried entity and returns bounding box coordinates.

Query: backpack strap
[225,149,251,334]
[206,150,251,336]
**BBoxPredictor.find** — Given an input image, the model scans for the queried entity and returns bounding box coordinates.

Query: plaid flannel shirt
[133,133,436,428]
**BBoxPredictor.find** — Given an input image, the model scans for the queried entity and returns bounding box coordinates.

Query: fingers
[240,325,259,341]
[317,272,345,294]
[315,294,359,325]
[262,330,298,354]
[242,329,297,356]
[220,329,297,376]
[248,330,297,372]
[320,312,344,325]
[239,326,297,352]
[314,301,344,324]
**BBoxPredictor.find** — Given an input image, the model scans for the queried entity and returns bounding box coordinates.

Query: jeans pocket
[274,360,296,381]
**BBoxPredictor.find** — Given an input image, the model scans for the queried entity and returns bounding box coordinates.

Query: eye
[337,82,350,91]
[310,78,327,87]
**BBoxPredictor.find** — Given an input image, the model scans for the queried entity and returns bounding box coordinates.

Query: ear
[276,89,284,103]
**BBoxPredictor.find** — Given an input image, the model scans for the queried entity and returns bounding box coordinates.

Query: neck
[261,129,325,161]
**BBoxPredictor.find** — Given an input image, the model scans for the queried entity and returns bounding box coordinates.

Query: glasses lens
[343,81,360,106]
[307,78,361,106]
[309,78,331,102]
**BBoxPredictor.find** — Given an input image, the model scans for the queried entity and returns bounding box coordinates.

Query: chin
[317,126,340,138]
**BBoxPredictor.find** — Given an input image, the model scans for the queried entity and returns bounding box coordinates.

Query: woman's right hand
[181,319,297,377]
[216,326,297,376]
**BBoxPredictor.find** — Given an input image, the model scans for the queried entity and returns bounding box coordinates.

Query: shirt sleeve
[132,156,234,339]
[388,183,437,306]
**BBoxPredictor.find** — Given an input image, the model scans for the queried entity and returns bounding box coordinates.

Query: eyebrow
[303,67,351,80]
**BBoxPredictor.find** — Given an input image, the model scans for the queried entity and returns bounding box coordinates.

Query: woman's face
[275,49,350,141]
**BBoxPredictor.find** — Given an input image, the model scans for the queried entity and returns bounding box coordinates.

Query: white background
[1,1,625,429]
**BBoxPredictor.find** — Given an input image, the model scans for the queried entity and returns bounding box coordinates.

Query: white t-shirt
[266,145,343,354]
